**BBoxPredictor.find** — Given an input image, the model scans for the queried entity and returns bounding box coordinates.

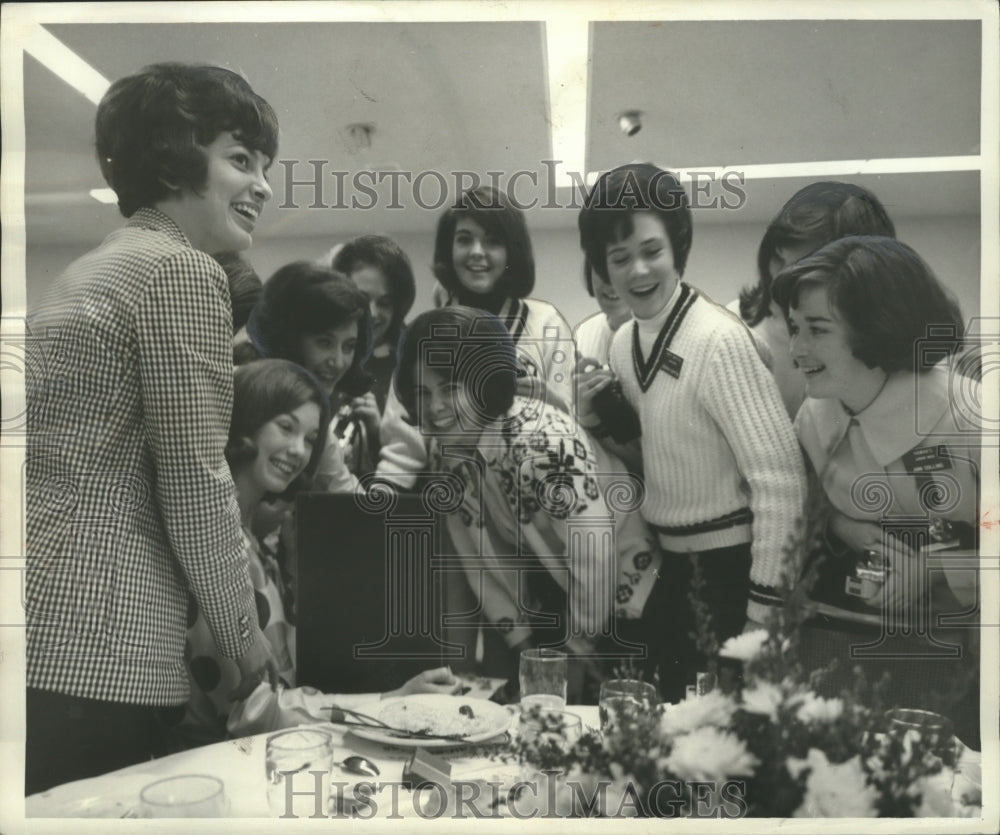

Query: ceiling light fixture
[618,110,643,137]
[345,123,375,152]
[88,188,117,204]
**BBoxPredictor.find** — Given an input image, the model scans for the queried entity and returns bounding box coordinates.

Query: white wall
[26,214,981,337]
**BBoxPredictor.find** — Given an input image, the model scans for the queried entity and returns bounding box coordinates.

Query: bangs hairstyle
[226,359,331,496]
[96,62,279,218]
[394,306,518,425]
[331,235,417,345]
[578,163,692,282]
[247,261,374,397]
[740,181,896,326]
[432,186,535,299]
[772,236,964,374]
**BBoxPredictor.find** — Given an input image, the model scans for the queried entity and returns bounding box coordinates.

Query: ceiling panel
[588,19,981,172]
[19,17,984,248]
[28,21,552,243]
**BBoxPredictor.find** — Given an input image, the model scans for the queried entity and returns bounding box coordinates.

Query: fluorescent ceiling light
[23,23,110,105]
[545,20,589,190]
[588,156,982,184]
[89,188,117,204]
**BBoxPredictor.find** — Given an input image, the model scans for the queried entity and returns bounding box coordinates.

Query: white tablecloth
[26,702,601,818]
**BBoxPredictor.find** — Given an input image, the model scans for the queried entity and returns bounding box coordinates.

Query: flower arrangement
[501,542,980,819]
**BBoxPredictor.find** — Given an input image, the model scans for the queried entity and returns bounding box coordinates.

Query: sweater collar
[635,280,684,336]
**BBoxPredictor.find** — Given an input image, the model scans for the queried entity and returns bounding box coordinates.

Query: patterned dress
[175,529,296,746]
[433,396,661,659]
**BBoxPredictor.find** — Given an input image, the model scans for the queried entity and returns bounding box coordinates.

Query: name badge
[901,445,953,474]
[659,350,684,379]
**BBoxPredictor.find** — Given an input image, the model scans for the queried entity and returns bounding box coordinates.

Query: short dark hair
[247,261,374,397]
[226,359,331,496]
[582,259,596,297]
[394,306,518,425]
[215,252,262,333]
[331,235,417,347]
[96,63,278,217]
[740,182,896,326]
[578,163,692,282]
[771,236,964,374]
[432,186,535,299]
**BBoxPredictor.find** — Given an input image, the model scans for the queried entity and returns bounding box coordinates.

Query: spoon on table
[337,756,381,777]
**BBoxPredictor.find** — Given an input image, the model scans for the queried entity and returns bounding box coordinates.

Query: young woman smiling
[330,234,417,413]
[574,259,633,365]
[376,186,576,491]
[245,261,377,491]
[772,236,980,748]
[577,163,807,702]
[735,182,896,417]
[25,63,279,792]
[178,360,459,743]
[394,306,663,702]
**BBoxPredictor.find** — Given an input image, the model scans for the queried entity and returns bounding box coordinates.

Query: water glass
[519,648,567,711]
[265,728,334,818]
[519,709,583,752]
[885,708,955,762]
[599,679,658,733]
[139,774,229,817]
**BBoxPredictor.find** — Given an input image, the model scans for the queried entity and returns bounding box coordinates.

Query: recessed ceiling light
[618,111,643,137]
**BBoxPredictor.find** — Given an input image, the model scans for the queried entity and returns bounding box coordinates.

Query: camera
[591,380,642,443]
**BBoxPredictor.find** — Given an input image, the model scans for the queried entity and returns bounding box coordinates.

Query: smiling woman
[24,62,282,794]
[244,261,380,490]
[576,163,807,702]
[158,131,273,254]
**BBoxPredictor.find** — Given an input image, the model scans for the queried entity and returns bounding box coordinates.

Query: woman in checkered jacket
[25,63,282,792]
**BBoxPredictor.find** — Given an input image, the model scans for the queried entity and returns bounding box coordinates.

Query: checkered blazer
[26,208,257,706]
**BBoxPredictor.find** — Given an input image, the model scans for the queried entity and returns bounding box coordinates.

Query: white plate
[349,694,513,749]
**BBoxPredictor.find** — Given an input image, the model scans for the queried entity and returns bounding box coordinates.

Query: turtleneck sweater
[608,283,807,622]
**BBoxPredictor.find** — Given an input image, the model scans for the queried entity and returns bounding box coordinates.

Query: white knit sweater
[608,283,806,622]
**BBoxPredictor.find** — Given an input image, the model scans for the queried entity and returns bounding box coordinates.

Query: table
[25,699,600,818]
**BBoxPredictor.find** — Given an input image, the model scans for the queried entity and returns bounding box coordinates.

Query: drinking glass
[885,708,955,762]
[599,679,658,733]
[519,709,583,752]
[265,728,334,818]
[138,774,229,817]
[519,648,567,711]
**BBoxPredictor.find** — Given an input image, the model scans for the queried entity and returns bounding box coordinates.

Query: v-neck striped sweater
[608,283,806,621]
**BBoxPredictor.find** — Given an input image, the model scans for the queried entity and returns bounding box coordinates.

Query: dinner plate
[349,694,513,749]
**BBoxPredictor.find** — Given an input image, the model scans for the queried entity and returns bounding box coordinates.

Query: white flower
[788,750,878,817]
[718,629,769,661]
[913,768,957,817]
[741,681,784,721]
[791,692,844,724]
[659,690,736,736]
[664,726,759,782]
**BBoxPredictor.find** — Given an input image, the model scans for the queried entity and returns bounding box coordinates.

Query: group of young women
[25,62,983,792]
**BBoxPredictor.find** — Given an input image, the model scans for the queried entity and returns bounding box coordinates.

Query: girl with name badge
[577,163,807,703]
